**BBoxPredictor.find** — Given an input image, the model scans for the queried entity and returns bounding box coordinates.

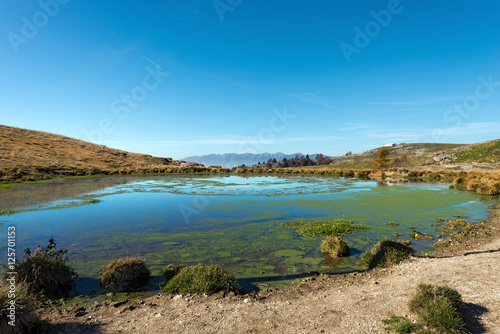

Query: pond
[0,174,496,295]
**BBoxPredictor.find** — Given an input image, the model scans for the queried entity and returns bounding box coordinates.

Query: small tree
[373,147,390,170]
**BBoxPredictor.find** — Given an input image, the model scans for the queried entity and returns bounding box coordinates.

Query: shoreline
[35,198,500,333]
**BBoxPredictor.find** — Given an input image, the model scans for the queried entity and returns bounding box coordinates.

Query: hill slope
[0,125,178,181]
[324,141,500,169]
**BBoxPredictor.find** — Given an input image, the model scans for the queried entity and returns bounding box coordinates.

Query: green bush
[321,236,349,257]
[9,238,74,298]
[163,263,240,295]
[100,257,150,292]
[359,240,414,270]
[409,284,465,333]
[0,280,45,333]
[161,264,185,284]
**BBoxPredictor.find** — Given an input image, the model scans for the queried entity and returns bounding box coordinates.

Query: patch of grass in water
[0,209,17,216]
[278,218,368,237]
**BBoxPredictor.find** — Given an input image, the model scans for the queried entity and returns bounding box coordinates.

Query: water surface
[0,174,495,293]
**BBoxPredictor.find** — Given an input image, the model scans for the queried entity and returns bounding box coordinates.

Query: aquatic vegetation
[10,238,75,298]
[0,280,46,334]
[409,284,465,333]
[320,236,349,257]
[410,230,434,240]
[0,210,16,216]
[385,221,400,226]
[99,257,150,292]
[278,218,368,237]
[163,263,241,295]
[359,240,414,270]
[86,199,101,204]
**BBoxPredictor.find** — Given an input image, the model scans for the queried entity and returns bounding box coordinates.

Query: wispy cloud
[107,135,346,147]
[288,92,337,109]
[336,122,371,131]
[437,122,500,136]
[367,96,460,106]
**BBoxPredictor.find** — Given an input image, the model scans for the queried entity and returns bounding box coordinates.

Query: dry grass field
[0,125,216,182]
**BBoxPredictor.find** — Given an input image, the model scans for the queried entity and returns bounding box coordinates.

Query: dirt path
[41,207,500,334]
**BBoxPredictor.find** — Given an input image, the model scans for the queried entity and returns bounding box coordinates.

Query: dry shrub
[163,263,240,295]
[359,240,414,270]
[476,182,500,196]
[100,257,150,292]
[321,236,349,257]
[0,281,43,334]
[466,181,479,192]
[10,238,74,298]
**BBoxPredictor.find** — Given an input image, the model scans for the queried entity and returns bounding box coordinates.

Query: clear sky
[1,1,499,159]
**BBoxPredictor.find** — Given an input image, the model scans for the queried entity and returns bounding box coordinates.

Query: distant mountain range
[183,153,318,168]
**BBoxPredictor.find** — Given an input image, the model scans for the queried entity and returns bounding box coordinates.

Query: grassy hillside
[0,125,189,181]
[321,143,466,170]
[454,139,500,163]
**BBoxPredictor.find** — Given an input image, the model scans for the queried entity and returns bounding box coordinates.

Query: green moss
[278,218,368,237]
[274,249,306,258]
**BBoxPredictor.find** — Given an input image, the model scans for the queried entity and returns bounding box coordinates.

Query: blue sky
[1,1,500,159]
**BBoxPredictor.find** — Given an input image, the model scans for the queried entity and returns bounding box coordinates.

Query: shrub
[100,257,150,292]
[321,236,349,257]
[466,181,479,192]
[359,240,414,270]
[9,238,74,298]
[476,183,500,196]
[161,264,185,284]
[453,177,467,187]
[0,281,44,334]
[163,263,240,295]
[409,284,465,333]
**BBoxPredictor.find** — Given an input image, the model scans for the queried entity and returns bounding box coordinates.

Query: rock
[112,299,129,308]
[75,310,87,317]
[243,298,250,303]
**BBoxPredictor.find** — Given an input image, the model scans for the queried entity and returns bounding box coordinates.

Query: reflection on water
[0,174,496,294]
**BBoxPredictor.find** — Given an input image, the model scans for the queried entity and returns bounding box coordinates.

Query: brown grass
[0,125,225,182]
